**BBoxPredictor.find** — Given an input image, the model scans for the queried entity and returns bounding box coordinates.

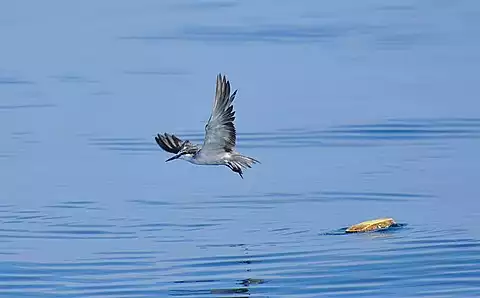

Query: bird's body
[155,74,259,178]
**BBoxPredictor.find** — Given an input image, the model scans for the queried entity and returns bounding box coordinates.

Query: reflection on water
[1,0,480,297]
[3,225,477,297]
[1,185,479,296]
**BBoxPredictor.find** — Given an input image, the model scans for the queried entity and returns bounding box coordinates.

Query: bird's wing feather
[155,133,185,154]
[202,74,237,152]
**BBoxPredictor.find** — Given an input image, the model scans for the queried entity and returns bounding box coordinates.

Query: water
[1,0,480,297]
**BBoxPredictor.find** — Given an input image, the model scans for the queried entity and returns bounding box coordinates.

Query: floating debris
[346,218,396,233]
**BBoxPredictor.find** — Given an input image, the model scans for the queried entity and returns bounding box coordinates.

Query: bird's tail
[227,154,260,178]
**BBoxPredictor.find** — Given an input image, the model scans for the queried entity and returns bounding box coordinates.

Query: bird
[155,73,259,178]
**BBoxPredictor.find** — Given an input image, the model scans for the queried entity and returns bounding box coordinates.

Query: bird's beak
[165,153,181,162]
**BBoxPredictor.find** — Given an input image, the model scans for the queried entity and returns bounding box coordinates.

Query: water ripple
[0,103,55,110]
[51,74,99,84]
[5,197,475,297]
[160,230,480,297]
[90,118,480,153]
[0,76,33,85]
[121,22,427,49]
[2,0,480,296]
[198,191,432,209]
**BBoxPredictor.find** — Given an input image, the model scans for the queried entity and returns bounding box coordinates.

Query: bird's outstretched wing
[202,74,237,152]
[155,133,185,154]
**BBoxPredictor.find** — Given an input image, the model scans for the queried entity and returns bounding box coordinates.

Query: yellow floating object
[346,218,396,233]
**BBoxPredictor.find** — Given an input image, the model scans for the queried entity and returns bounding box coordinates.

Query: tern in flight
[155,74,259,178]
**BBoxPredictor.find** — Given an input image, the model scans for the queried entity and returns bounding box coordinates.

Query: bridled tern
[155,74,259,178]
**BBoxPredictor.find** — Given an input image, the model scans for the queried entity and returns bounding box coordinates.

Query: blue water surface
[1,1,480,297]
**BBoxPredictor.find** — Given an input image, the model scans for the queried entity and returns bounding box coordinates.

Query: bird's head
[165,141,198,162]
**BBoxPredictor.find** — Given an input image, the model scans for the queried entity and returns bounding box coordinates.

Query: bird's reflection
[171,243,266,297]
